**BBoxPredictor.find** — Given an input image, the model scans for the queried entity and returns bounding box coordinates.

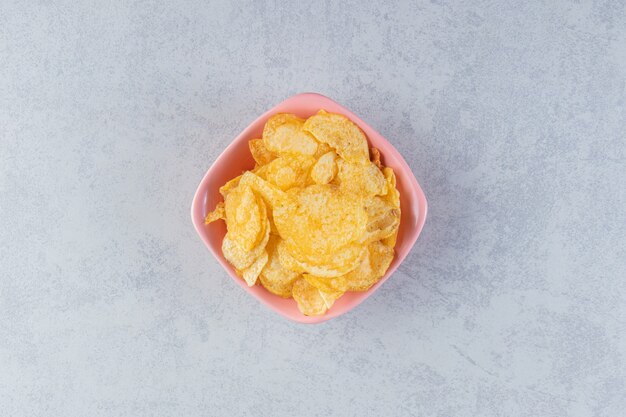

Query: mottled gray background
[1,1,625,416]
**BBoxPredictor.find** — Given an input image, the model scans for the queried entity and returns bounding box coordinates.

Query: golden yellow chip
[370,147,382,168]
[304,274,348,293]
[259,236,300,298]
[382,167,400,208]
[273,184,367,257]
[219,174,242,198]
[318,288,344,309]
[292,278,328,316]
[303,110,369,164]
[263,114,318,156]
[310,151,337,184]
[381,167,401,247]
[264,155,314,190]
[335,159,387,197]
[239,171,287,209]
[221,219,270,270]
[360,197,400,244]
[284,241,366,278]
[343,241,394,291]
[249,138,276,166]
[204,202,225,224]
[241,249,268,286]
[224,184,266,251]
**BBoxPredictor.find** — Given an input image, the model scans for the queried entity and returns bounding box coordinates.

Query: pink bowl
[191,93,427,324]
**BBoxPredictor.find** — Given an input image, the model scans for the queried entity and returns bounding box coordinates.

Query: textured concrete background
[1,1,625,416]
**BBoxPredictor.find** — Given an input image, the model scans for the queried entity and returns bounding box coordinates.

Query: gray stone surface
[1,1,625,416]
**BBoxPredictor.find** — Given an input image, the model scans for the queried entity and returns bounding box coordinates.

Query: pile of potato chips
[205,110,401,316]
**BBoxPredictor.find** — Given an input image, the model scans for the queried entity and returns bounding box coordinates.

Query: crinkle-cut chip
[304,274,348,293]
[265,155,314,190]
[284,242,366,278]
[259,236,300,298]
[273,184,367,257]
[224,184,265,251]
[219,174,242,198]
[249,138,276,166]
[335,159,387,197]
[359,197,400,244]
[263,113,318,156]
[221,219,271,270]
[241,250,268,286]
[370,147,382,168]
[205,202,225,224]
[239,171,288,209]
[303,110,369,164]
[344,241,394,291]
[310,151,337,185]
[383,167,400,208]
[292,278,328,316]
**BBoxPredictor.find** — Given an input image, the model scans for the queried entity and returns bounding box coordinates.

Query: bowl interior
[191,93,427,323]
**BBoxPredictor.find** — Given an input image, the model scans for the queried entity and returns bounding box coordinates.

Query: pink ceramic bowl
[191,93,427,324]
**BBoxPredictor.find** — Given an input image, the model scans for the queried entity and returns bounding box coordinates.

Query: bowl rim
[191,92,428,324]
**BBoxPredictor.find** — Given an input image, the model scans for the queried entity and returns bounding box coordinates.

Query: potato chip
[304,274,347,293]
[335,159,387,197]
[292,278,328,316]
[382,167,400,208]
[359,197,400,244]
[263,114,318,156]
[249,138,276,166]
[273,184,367,257]
[313,142,334,158]
[264,155,314,190]
[239,171,288,209]
[219,174,242,198]
[303,110,369,164]
[310,151,337,184]
[370,147,382,168]
[204,202,225,224]
[343,241,394,291]
[284,241,366,278]
[224,184,266,251]
[318,288,344,309]
[221,219,271,270]
[241,249,268,286]
[381,167,401,247]
[259,236,300,298]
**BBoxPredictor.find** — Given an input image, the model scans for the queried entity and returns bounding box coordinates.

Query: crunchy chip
[303,110,369,164]
[292,278,328,316]
[343,241,394,291]
[263,114,318,156]
[370,147,382,168]
[310,151,337,185]
[205,202,225,224]
[224,184,266,251]
[265,155,314,190]
[221,219,271,270]
[249,138,276,166]
[219,174,242,198]
[259,236,300,298]
[241,250,268,286]
[335,159,387,197]
[304,274,348,293]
